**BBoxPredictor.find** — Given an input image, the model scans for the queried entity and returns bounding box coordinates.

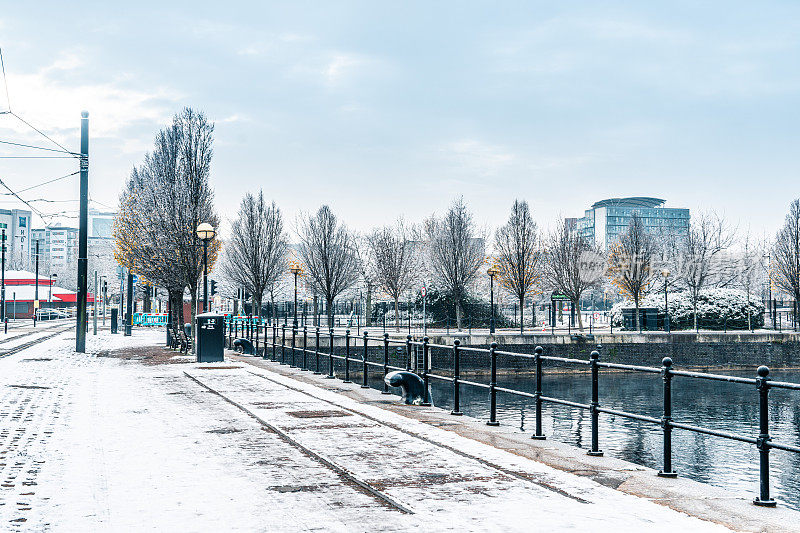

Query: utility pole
[76,111,89,352]
[34,240,39,327]
[125,272,133,336]
[93,270,98,335]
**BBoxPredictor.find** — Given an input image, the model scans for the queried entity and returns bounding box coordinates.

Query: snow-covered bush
[610,288,764,330]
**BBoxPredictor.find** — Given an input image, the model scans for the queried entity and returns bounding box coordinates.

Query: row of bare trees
[217,192,800,333]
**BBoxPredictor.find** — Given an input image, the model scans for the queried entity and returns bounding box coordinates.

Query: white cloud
[0,51,182,151]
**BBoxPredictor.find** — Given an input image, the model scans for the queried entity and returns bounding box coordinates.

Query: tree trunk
[455,299,463,331]
[394,296,400,332]
[365,285,372,327]
[575,299,584,331]
[519,296,525,335]
[189,285,197,354]
[693,300,698,331]
[634,297,641,332]
[327,297,334,328]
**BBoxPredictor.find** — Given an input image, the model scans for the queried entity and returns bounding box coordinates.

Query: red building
[4,270,95,319]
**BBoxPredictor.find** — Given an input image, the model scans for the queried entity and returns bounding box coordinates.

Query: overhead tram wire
[0,139,78,156]
[11,170,79,194]
[0,47,10,113]
[0,176,49,219]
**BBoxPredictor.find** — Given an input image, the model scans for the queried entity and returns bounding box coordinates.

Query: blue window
[19,217,26,228]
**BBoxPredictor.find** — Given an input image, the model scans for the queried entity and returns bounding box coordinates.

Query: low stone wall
[422,332,800,373]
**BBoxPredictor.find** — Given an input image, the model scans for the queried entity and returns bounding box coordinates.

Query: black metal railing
[223,319,800,507]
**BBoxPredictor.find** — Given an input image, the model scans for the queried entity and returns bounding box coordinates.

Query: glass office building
[574,197,689,249]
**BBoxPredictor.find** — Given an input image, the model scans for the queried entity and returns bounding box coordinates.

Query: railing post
[272,323,277,361]
[754,365,776,506]
[658,357,678,477]
[382,333,391,394]
[235,319,239,340]
[451,339,463,415]
[406,335,412,371]
[343,329,352,383]
[302,325,308,370]
[281,325,286,364]
[290,326,297,368]
[254,320,259,356]
[362,331,370,388]
[326,328,335,378]
[422,336,431,406]
[587,350,603,456]
[487,342,499,426]
[314,326,322,374]
[532,346,546,440]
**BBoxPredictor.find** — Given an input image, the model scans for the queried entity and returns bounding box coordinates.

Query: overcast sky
[1,1,798,239]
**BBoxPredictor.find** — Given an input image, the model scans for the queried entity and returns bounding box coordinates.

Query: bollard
[343,330,352,383]
[302,326,308,370]
[587,350,603,456]
[362,331,370,388]
[658,357,677,477]
[290,327,297,368]
[327,328,335,378]
[532,346,546,440]
[452,339,462,415]
[421,337,431,406]
[314,327,322,374]
[382,333,391,394]
[406,335,412,371]
[753,366,776,506]
[281,325,286,364]
[487,342,499,426]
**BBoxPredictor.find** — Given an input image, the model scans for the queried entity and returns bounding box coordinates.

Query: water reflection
[369,369,800,510]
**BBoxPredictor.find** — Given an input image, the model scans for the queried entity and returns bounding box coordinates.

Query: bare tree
[494,200,542,334]
[368,220,419,331]
[669,211,735,330]
[114,107,219,346]
[607,213,659,331]
[353,234,376,327]
[222,191,288,317]
[297,205,359,328]
[425,197,485,330]
[773,199,800,319]
[736,230,766,330]
[543,218,602,331]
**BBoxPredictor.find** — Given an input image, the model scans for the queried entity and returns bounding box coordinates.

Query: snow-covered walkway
[0,329,738,531]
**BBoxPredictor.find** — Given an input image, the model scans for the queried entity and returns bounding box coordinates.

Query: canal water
[371,369,800,510]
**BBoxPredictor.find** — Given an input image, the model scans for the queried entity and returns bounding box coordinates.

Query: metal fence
[223,318,800,507]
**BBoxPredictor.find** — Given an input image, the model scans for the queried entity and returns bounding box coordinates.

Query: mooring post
[422,336,431,406]
[587,350,603,456]
[532,346,546,440]
[657,357,678,476]
[452,339,462,415]
[754,365,776,506]
[361,331,370,388]
[343,329,351,383]
[382,333,391,394]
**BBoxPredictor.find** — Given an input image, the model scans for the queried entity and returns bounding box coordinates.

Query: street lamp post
[487,265,500,334]
[196,223,216,313]
[49,273,57,303]
[662,269,670,333]
[289,264,302,328]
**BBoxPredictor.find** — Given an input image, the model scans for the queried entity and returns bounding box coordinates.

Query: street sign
[551,293,570,301]
[421,286,426,297]
[131,275,138,285]
[34,300,40,309]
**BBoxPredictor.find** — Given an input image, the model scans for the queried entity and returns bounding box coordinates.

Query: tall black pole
[34,240,39,327]
[125,273,133,336]
[76,111,89,352]
[293,272,298,328]
[202,239,208,312]
[489,274,496,334]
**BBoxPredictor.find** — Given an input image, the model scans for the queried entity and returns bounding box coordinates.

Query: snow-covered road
[0,329,734,531]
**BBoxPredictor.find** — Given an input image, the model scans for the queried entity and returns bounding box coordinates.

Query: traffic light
[210,280,217,297]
